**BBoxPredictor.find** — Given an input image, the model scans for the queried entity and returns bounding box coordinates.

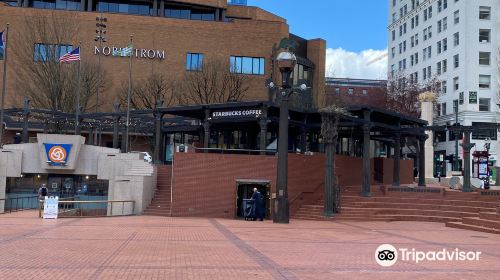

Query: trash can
[242,199,254,220]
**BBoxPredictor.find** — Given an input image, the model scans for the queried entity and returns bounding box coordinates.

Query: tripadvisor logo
[375,244,482,267]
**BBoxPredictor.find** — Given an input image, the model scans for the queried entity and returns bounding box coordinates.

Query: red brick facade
[169,152,414,218]
[325,78,387,108]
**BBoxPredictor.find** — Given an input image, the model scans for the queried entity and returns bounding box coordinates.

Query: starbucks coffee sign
[211,109,262,119]
[94,46,165,60]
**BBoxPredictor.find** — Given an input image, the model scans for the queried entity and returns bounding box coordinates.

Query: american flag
[59,47,80,63]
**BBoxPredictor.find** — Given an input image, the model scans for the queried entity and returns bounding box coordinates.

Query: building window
[362,89,368,95]
[479,75,491,89]
[479,52,491,66]
[479,98,490,112]
[348,88,354,95]
[453,54,459,68]
[97,1,152,15]
[435,131,446,142]
[479,6,491,20]
[454,10,459,24]
[186,53,204,71]
[230,56,265,75]
[441,81,447,93]
[33,0,81,10]
[472,122,497,140]
[335,88,340,94]
[453,32,459,46]
[479,29,491,43]
[441,103,447,115]
[33,43,72,62]
[453,77,459,91]
[453,99,458,113]
[228,0,247,5]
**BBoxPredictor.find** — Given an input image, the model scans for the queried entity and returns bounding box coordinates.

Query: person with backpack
[38,184,48,200]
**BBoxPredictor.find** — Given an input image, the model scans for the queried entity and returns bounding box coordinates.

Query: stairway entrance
[235,180,270,219]
[144,165,172,216]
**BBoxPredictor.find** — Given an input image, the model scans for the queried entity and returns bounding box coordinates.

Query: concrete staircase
[124,160,155,176]
[293,186,500,234]
[143,165,172,216]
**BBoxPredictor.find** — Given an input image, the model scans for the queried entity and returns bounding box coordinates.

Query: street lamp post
[94,15,107,144]
[274,51,297,224]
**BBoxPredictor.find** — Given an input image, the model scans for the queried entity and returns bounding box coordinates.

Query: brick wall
[169,152,414,218]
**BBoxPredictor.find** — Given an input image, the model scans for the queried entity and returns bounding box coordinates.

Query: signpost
[43,196,59,219]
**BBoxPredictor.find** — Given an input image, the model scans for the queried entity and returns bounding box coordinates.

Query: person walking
[38,183,48,200]
[251,187,265,221]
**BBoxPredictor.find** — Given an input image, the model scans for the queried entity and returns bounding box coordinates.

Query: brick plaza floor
[1,211,499,279]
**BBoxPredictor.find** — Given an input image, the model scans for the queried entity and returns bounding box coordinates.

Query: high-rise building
[388,0,499,175]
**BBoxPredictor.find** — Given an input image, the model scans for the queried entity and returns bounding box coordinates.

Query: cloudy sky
[251,0,388,79]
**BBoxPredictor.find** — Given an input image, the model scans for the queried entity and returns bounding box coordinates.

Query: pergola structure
[10,100,500,193]
[1,100,433,196]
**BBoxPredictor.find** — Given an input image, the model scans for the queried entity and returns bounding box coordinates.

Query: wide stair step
[293,186,499,232]
[446,222,500,234]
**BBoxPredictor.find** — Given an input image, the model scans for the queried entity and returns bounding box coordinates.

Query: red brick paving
[1,211,500,279]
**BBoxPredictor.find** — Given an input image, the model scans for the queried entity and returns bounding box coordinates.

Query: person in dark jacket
[251,188,264,221]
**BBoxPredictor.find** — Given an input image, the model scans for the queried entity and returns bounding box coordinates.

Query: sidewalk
[0,211,499,279]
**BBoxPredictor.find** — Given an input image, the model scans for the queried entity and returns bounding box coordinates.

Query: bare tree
[320,104,350,216]
[386,71,442,118]
[11,10,107,113]
[119,73,176,110]
[178,59,249,104]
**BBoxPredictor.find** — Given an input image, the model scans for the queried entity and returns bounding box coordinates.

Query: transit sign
[43,196,59,219]
[44,143,73,166]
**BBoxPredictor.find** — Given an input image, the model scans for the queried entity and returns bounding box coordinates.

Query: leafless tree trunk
[178,59,249,105]
[11,10,107,113]
[119,73,176,110]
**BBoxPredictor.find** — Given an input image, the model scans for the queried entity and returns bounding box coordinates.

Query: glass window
[479,29,491,43]
[186,53,203,71]
[479,52,490,66]
[479,6,491,20]
[479,75,491,89]
[252,58,260,75]
[479,98,490,112]
[229,56,265,75]
[472,122,497,140]
[242,57,252,74]
[33,43,72,62]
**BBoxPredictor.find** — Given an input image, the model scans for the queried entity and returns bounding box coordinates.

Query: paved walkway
[1,211,499,279]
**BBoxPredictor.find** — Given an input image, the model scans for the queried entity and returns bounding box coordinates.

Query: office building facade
[388,0,500,173]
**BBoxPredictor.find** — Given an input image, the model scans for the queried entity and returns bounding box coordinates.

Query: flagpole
[0,23,9,147]
[125,35,133,153]
[75,42,81,135]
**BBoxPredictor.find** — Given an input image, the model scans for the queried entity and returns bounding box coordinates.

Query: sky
[250,0,389,79]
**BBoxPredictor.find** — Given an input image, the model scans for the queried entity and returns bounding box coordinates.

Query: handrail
[1,195,39,214]
[194,147,277,154]
[38,199,135,218]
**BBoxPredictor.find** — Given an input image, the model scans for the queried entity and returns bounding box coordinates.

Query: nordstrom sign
[94,46,165,60]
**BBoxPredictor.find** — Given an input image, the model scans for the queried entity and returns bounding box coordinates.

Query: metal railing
[38,200,135,218]
[0,196,39,214]
[194,147,277,155]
